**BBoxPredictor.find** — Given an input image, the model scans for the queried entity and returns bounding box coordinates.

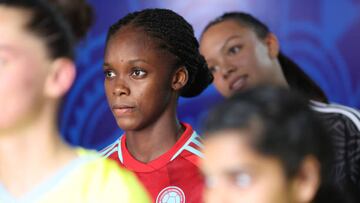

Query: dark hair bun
[49,0,94,41]
[180,54,213,97]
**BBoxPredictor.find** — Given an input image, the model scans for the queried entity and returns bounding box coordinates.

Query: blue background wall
[59,0,360,150]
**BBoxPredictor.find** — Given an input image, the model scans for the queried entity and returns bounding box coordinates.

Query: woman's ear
[265,33,280,59]
[44,58,76,98]
[172,66,188,91]
[290,155,321,203]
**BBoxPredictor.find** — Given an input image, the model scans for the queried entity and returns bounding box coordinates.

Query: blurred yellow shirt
[0,148,151,203]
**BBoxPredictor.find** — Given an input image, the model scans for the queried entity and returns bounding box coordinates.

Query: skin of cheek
[249,41,277,86]
[0,6,53,130]
[202,133,294,203]
[0,56,48,129]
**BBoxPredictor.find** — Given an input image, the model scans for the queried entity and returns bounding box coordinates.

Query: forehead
[204,130,252,158]
[200,20,256,56]
[0,6,29,37]
[105,25,175,62]
[0,6,49,56]
[203,131,255,166]
[203,19,254,39]
[202,131,285,175]
[109,26,152,45]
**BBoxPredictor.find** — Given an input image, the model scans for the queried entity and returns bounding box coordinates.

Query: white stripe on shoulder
[101,139,120,157]
[99,139,118,154]
[329,103,360,120]
[117,139,123,163]
[310,102,360,131]
[185,145,204,158]
[191,136,204,149]
[311,100,360,119]
[170,131,203,161]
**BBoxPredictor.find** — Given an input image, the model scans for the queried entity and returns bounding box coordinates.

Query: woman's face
[200,20,283,97]
[0,7,52,130]
[103,26,178,131]
[201,130,296,203]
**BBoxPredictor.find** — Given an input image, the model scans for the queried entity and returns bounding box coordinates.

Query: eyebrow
[102,59,149,68]
[223,165,257,176]
[0,45,22,58]
[0,45,15,52]
[224,168,249,175]
[128,59,149,64]
[220,35,243,53]
[103,62,111,68]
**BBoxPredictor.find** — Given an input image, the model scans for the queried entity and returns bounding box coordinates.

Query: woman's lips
[229,75,248,92]
[112,104,135,116]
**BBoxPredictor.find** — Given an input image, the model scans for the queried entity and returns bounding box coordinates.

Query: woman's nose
[113,79,130,96]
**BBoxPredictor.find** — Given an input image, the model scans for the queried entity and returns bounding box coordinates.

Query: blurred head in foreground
[201,86,342,203]
[0,1,150,202]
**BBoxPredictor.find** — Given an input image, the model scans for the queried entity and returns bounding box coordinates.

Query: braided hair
[202,12,328,103]
[106,8,213,98]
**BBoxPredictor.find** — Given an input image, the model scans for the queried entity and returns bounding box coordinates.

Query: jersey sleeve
[72,149,152,203]
[98,160,152,203]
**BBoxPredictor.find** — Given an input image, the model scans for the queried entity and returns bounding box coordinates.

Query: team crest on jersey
[156,186,185,203]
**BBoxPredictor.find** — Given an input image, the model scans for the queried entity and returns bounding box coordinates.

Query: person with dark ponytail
[199,11,360,200]
[0,0,150,202]
[101,8,213,203]
[201,86,355,203]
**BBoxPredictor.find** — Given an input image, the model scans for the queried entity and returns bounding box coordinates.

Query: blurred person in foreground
[201,86,355,203]
[0,0,150,202]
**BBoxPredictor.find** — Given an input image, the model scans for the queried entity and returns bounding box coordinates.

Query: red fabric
[102,123,204,203]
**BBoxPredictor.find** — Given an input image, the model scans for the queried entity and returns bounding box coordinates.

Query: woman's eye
[209,66,219,74]
[104,70,116,78]
[131,69,147,78]
[0,57,8,67]
[234,173,252,188]
[205,176,216,189]
[228,45,242,55]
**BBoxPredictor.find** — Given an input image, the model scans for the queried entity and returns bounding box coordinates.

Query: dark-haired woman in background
[199,12,360,199]
[0,0,150,202]
[101,8,213,203]
[201,86,355,203]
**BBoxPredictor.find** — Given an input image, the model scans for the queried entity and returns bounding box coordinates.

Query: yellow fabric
[34,148,150,203]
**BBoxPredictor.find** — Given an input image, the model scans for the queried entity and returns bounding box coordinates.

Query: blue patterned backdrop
[59,0,360,150]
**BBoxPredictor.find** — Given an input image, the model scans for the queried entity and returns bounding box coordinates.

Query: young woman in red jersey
[101,8,213,203]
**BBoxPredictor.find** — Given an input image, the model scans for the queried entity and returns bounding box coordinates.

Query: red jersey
[101,123,204,203]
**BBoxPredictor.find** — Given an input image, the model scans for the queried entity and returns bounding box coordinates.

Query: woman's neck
[124,105,184,163]
[274,59,290,88]
[0,104,77,197]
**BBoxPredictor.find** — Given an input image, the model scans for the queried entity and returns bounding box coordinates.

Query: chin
[116,119,143,132]
[224,91,236,98]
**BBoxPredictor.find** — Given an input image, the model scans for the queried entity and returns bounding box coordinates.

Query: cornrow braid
[106,8,213,98]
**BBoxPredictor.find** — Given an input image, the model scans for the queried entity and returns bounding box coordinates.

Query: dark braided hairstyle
[106,8,213,98]
[0,0,93,59]
[201,12,328,103]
